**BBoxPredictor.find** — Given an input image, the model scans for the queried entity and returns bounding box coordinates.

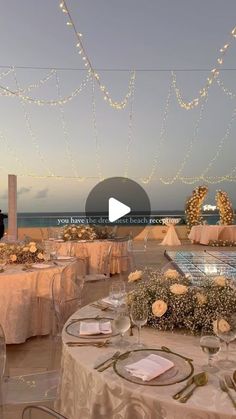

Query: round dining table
[189,225,236,245]
[49,239,129,275]
[0,262,66,344]
[57,303,236,419]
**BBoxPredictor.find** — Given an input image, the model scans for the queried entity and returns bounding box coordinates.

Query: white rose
[213,318,231,334]
[10,254,17,262]
[196,292,207,305]
[164,269,180,280]
[152,300,167,317]
[170,283,188,295]
[23,247,29,252]
[29,246,37,253]
[37,252,44,260]
[29,242,36,246]
[128,270,143,283]
[213,276,226,287]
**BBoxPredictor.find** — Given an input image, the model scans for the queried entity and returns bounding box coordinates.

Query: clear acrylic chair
[40,228,48,241]
[84,244,112,282]
[110,236,134,277]
[127,228,153,268]
[51,261,84,336]
[22,405,68,419]
[0,323,59,414]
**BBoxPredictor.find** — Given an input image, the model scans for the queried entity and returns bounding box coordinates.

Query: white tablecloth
[52,240,128,274]
[57,304,236,419]
[0,264,64,344]
[160,225,181,246]
[189,225,236,245]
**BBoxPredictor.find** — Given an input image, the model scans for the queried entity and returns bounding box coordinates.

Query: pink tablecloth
[188,225,236,245]
[52,240,128,274]
[0,264,64,343]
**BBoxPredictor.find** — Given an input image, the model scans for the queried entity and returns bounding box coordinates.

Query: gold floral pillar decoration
[185,185,208,231]
[216,190,235,225]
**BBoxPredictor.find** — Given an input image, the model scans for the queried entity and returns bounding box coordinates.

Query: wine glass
[200,329,220,372]
[109,282,126,307]
[113,306,131,347]
[215,314,236,368]
[130,300,148,348]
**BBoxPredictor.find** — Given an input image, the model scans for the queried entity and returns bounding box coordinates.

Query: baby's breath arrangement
[62,225,115,241]
[0,242,45,264]
[209,239,236,247]
[128,268,236,334]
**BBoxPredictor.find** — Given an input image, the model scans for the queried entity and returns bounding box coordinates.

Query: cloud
[35,188,49,199]
[0,190,7,200]
[18,187,31,196]
[0,187,31,200]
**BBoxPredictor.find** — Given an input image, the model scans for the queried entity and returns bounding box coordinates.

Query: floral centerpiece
[0,242,45,264]
[128,268,236,334]
[185,185,208,231]
[62,225,115,241]
[216,190,235,225]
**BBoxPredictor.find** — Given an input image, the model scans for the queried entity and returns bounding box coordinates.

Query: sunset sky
[0,0,236,212]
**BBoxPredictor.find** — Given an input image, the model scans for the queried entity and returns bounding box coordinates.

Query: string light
[58,0,135,110]
[200,107,236,177]
[0,68,56,95]
[217,77,236,99]
[18,69,56,93]
[55,71,85,181]
[141,76,173,184]
[91,78,103,181]
[0,67,14,80]
[12,68,56,177]
[158,86,208,185]
[216,190,234,225]
[0,73,91,106]
[124,71,136,178]
[172,27,236,110]
[0,129,34,175]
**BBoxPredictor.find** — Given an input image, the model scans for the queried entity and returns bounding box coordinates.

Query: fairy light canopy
[0,1,236,211]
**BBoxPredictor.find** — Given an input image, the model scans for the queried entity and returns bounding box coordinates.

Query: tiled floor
[4,240,236,418]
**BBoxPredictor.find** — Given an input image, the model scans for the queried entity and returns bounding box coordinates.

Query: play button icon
[85,177,151,239]
[109,198,131,222]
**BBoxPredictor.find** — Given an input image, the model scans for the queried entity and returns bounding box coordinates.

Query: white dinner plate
[56,256,74,260]
[33,263,53,269]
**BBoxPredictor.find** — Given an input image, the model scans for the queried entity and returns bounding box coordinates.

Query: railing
[4,212,225,228]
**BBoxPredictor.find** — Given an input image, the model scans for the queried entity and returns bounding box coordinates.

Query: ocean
[3,212,221,228]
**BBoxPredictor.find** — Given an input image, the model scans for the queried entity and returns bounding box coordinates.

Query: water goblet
[130,300,148,348]
[215,314,236,368]
[200,330,220,372]
[109,282,126,308]
[113,306,131,348]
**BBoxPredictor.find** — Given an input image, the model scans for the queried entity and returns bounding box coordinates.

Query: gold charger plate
[113,348,194,386]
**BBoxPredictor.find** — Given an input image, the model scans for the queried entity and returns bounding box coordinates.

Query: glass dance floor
[165,250,236,283]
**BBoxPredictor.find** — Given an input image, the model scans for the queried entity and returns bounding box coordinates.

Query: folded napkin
[101,297,115,306]
[125,354,174,381]
[79,321,112,336]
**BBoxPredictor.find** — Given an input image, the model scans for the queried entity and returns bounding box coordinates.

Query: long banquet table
[189,225,236,245]
[52,239,129,274]
[57,304,236,419]
[0,263,65,344]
